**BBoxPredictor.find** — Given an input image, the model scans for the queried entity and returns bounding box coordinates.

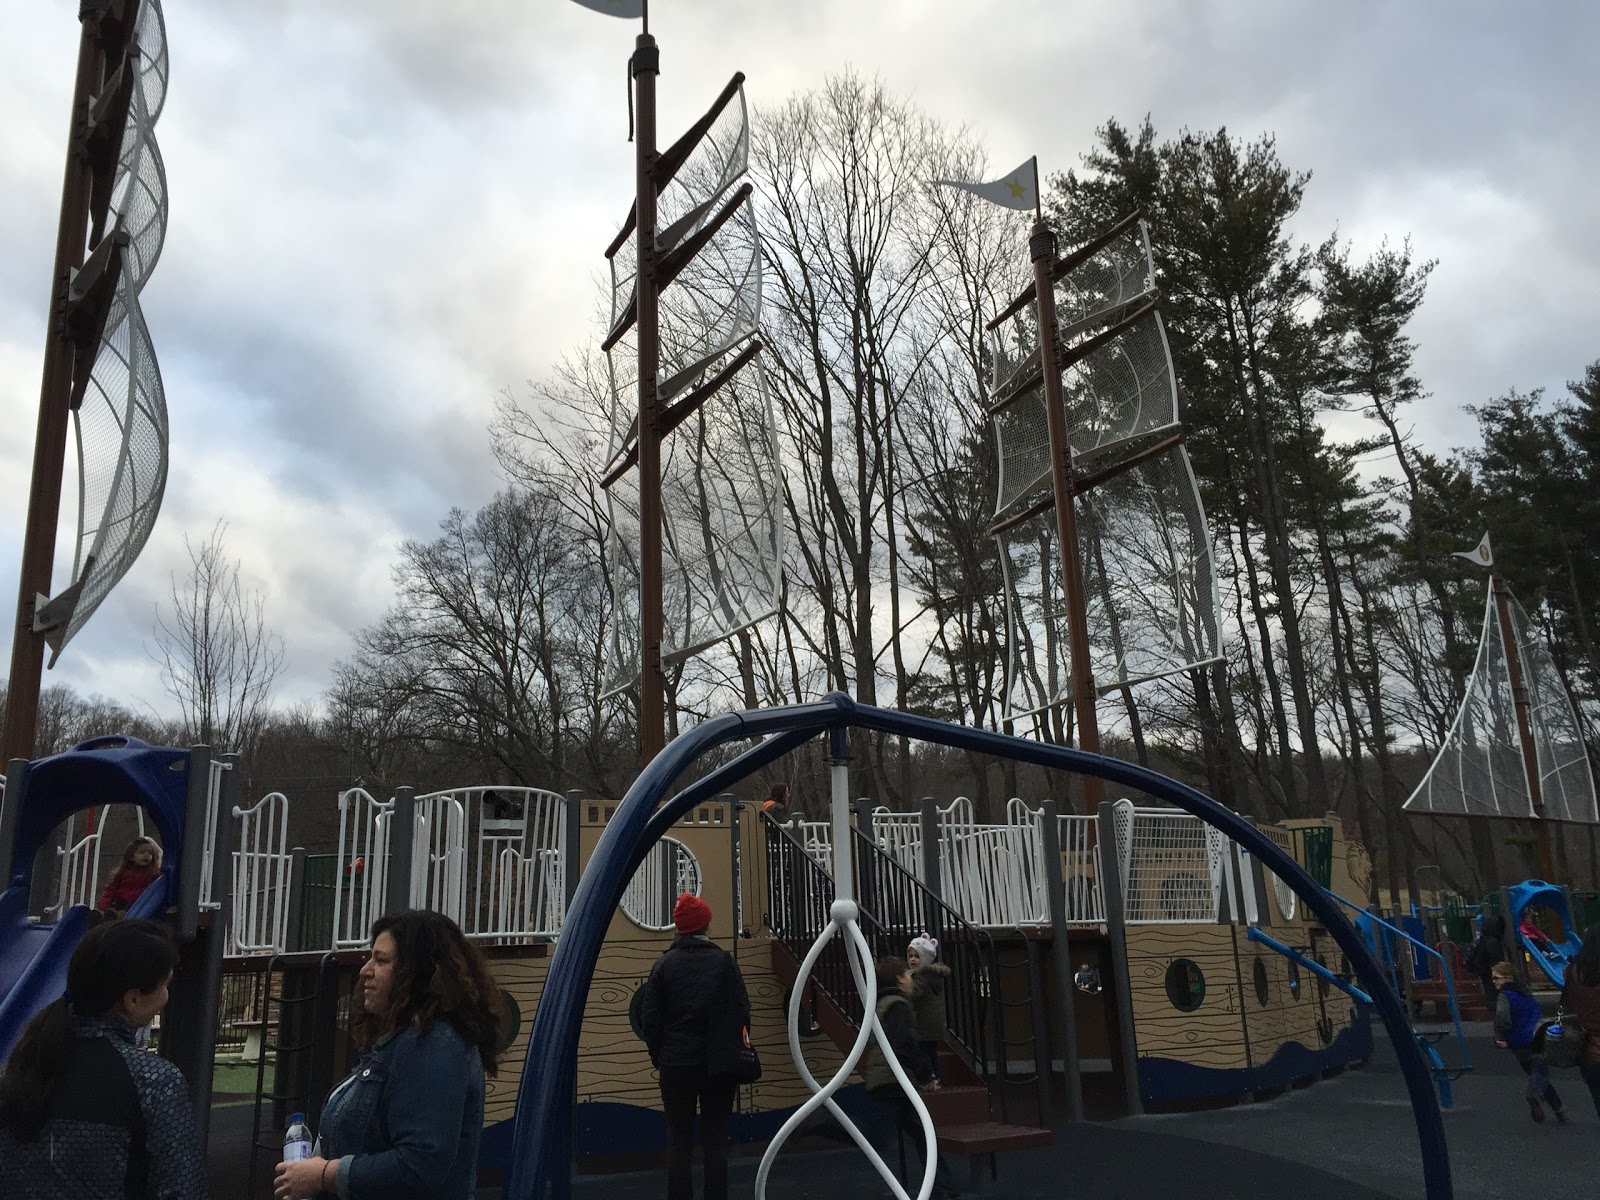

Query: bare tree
[150,523,286,756]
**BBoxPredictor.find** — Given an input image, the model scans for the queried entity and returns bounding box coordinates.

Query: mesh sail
[990,256,1173,514]
[49,262,170,663]
[997,443,1219,720]
[1510,597,1598,823]
[1403,587,1535,817]
[601,80,781,695]
[41,2,170,663]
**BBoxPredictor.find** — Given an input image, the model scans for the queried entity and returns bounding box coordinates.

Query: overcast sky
[1,0,1594,720]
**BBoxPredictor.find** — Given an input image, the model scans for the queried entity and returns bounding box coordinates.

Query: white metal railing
[199,757,230,909]
[48,804,148,917]
[332,788,393,951]
[230,791,291,953]
[1058,812,1105,925]
[410,792,468,926]
[438,786,567,942]
[622,836,702,931]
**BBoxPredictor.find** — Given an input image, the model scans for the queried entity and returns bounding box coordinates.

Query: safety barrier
[230,792,291,954]
[331,788,393,951]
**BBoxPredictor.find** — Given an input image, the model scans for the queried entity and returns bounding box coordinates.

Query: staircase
[763,816,1050,1180]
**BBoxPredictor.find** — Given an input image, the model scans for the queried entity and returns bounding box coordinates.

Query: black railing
[762,814,1004,1112]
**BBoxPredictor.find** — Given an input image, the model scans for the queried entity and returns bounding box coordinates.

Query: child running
[906,934,951,1084]
[1492,960,1568,1123]
[97,836,162,914]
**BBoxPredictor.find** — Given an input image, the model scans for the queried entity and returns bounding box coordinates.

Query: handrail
[1247,927,1372,1005]
[503,694,1453,1200]
[1328,890,1471,1072]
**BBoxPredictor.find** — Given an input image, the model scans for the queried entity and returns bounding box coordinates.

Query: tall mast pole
[632,25,666,764]
[1492,572,1555,880]
[2,10,118,764]
[1029,221,1104,814]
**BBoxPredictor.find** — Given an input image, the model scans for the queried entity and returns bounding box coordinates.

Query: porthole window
[621,836,702,931]
[1164,958,1206,1012]
[494,989,522,1053]
[1287,959,1301,1000]
[1253,957,1271,1006]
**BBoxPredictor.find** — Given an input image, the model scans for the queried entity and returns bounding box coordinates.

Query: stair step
[934,1121,1052,1155]
[923,1085,990,1125]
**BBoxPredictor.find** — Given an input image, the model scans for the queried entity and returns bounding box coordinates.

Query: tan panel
[1240,932,1286,1066]
[1125,924,1249,1069]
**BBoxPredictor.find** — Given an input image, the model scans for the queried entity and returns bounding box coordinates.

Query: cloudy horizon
[2,0,1594,723]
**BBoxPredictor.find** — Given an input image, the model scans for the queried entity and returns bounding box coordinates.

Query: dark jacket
[639,934,749,1068]
[0,1016,206,1200]
[1561,962,1600,1067]
[320,1019,485,1200]
[1464,915,1506,979]
[907,962,951,1043]
[864,986,933,1094]
[1494,982,1542,1049]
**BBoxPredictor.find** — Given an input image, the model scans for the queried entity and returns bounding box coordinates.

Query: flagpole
[1029,219,1105,815]
[1031,155,1042,224]
[632,28,666,764]
[1492,571,1556,880]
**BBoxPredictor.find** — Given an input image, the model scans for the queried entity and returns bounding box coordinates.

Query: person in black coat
[639,892,750,1200]
[1465,913,1507,1009]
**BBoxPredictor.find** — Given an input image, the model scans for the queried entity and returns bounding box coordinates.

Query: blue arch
[503,694,1452,1200]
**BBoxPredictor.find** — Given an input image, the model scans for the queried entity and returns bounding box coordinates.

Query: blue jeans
[866,1088,953,1196]
[1511,1047,1562,1109]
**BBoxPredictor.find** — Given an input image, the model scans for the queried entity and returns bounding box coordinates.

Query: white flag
[1452,532,1494,568]
[571,0,645,17]
[933,156,1038,211]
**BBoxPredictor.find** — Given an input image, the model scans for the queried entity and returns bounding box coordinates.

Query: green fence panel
[1302,826,1333,890]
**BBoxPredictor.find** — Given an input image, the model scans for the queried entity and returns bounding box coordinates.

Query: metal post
[0,759,30,885]
[1,9,120,764]
[564,790,584,916]
[386,786,416,915]
[724,792,742,945]
[177,746,212,942]
[187,752,237,1144]
[1096,800,1142,1115]
[1492,573,1556,881]
[1039,800,1084,1120]
[918,795,942,906]
[633,30,666,765]
[853,795,873,911]
[283,847,308,954]
[1023,938,1055,1124]
[1031,223,1104,815]
[829,726,853,901]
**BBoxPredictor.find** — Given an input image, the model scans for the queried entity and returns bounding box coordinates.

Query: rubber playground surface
[209,1022,1592,1200]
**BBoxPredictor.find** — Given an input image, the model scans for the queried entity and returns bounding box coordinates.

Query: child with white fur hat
[906,934,951,1083]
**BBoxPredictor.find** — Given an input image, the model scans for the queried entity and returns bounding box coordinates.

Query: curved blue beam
[503,694,1451,1200]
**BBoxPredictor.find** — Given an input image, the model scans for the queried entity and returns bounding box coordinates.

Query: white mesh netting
[43,1,170,663]
[1404,585,1597,822]
[602,80,782,695]
[998,443,1220,720]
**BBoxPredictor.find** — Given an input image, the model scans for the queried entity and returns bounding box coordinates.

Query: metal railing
[331,788,392,951]
[230,792,291,954]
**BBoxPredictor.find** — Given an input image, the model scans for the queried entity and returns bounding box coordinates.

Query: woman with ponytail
[0,917,206,1198]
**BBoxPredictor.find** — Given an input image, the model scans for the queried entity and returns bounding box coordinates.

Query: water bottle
[283,1112,313,1163]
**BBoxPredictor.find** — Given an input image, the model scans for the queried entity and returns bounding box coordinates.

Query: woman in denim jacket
[275,910,501,1200]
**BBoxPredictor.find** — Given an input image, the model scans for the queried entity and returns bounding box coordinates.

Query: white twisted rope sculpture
[754,759,939,1200]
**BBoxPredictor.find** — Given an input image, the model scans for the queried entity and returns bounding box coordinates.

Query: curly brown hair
[360,909,502,1075]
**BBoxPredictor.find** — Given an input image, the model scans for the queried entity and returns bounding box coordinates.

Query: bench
[230,1019,278,1063]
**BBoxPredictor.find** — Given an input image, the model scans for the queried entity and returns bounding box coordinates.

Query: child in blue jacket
[1492,961,1568,1123]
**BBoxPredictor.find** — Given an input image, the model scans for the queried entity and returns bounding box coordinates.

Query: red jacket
[97,866,159,911]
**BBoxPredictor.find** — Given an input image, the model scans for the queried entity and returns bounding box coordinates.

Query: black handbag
[1542,1009,1588,1070]
[705,956,762,1084]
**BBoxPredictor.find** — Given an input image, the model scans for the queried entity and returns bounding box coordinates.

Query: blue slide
[0,736,193,1066]
[1507,879,1584,988]
[0,873,171,1063]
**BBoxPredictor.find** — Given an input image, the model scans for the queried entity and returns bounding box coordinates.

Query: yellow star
[1008,177,1026,200]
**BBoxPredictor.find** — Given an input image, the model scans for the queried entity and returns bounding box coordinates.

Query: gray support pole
[283,847,308,954]
[385,786,416,916]
[919,795,942,906]
[0,758,29,885]
[188,751,239,1144]
[1023,937,1055,1124]
[564,790,584,917]
[1097,799,1143,1116]
[854,797,875,910]
[1039,800,1084,1121]
[723,793,742,947]
[176,746,212,942]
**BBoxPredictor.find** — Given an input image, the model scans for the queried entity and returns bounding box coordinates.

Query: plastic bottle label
[284,1140,312,1163]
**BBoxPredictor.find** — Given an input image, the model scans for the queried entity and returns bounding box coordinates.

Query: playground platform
[202,1021,1594,1200]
